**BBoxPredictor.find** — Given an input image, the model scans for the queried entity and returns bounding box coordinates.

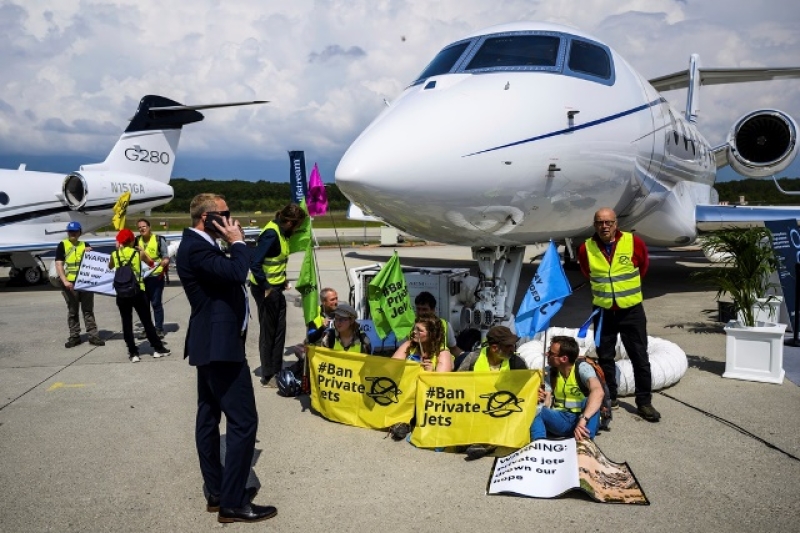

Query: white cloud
[0,0,798,179]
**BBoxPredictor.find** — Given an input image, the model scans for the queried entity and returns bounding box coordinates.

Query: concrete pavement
[0,243,798,532]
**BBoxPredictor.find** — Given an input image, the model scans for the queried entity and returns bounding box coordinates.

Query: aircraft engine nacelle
[63,172,89,209]
[726,109,798,178]
[62,171,173,213]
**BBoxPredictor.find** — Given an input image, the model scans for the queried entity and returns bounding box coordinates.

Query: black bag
[113,251,140,298]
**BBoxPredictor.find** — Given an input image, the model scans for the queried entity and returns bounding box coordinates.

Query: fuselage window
[465,35,560,70]
[567,40,611,79]
[414,41,471,84]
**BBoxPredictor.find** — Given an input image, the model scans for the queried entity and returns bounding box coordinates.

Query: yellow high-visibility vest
[61,240,86,282]
[472,347,510,372]
[585,232,642,309]
[139,235,164,276]
[552,364,585,413]
[248,221,289,286]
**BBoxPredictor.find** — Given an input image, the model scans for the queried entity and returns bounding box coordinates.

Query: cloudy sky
[1,0,799,184]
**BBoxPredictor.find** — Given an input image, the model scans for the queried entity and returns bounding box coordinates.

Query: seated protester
[531,335,603,442]
[391,315,453,372]
[289,287,339,358]
[320,303,372,354]
[414,291,463,358]
[108,229,171,362]
[457,326,527,459]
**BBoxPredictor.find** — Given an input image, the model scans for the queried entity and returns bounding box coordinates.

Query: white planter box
[723,321,786,384]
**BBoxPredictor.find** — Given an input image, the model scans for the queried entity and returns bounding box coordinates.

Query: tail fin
[80,95,268,183]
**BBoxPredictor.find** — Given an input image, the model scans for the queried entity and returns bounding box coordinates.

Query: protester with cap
[391,315,453,372]
[249,203,307,388]
[108,228,171,363]
[54,221,105,348]
[320,303,372,354]
[457,325,528,459]
[531,335,603,441]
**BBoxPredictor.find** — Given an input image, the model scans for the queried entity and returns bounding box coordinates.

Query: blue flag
[515,241,572,337]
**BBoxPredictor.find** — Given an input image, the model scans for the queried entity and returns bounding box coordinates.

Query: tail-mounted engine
[63,172,88,210]
[726,109,798,178]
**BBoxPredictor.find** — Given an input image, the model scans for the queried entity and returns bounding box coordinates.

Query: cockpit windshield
[465,35,560,70]
[411,31,614,87]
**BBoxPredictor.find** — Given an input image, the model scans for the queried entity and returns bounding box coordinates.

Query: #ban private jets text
[335,21,800,329]
[0,96,266,285]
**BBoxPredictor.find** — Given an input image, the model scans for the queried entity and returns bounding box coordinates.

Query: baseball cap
[486,326,520,347]
[334,303,358,319]
[116,228,135,245]
[66,221,82,232]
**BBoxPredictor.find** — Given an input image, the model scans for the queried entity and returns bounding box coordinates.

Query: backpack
[549,356,613,431]
[113,251,140,298]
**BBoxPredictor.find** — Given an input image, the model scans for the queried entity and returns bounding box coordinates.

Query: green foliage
[154,178,351,213]
[715,177,800,205]
[693,227,780,327]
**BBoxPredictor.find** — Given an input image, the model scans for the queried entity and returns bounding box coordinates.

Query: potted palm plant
[694,226,786,383]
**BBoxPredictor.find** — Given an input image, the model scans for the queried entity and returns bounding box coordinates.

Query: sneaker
[154,348,171,358]
[610,399,619,410]
[88,337,105,346]
[130,355,141,363]
[638,404,661,422]
[65,337,82,348]
[465,444,497,461]
[263,376,278,388]
[156,329,166,339]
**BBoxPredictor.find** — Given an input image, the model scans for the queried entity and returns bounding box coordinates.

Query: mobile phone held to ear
[204,213,225,232]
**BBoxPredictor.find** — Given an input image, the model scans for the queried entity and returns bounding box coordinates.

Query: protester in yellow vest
[578,207,660,422]
[136,218,170,338]
[414,291,463,358]
[248,204,307,388]
[320,303,371,354]
[108,229,171,363]
[55,221,104,348]
[531,336,603,441]
[391,315,453,372]
[456,325,527,459]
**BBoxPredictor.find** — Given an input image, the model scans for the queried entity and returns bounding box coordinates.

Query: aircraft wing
[0,232,186,255]
[347,203,382,222]
[649,67,800,92]
[696,204,800,232]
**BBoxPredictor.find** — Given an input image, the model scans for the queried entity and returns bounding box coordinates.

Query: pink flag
[307,163,329,216]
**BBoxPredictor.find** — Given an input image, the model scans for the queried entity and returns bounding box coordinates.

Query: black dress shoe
[206,486,259,513]
[218,503,277,523]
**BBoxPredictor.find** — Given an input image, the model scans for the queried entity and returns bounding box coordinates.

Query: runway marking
[47,382,92,392]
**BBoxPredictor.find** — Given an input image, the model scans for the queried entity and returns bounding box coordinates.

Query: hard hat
[276,369,302,397]
[66,221,82,232]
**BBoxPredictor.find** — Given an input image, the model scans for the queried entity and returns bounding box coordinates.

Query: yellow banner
[309,346,420,429]
[410,370,542,449]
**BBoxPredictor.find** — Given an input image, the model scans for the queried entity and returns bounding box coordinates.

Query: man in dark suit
[177,193,277,524]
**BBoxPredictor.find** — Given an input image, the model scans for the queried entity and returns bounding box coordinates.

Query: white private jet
[335,21,800,328]
[0,95,266,285]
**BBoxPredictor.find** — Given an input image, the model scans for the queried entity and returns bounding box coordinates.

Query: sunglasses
[594,220,616,226]
[206,210,231,219]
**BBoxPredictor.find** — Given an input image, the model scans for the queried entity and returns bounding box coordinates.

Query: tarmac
[1,242,799,532]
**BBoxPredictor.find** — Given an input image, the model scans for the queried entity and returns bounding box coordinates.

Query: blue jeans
[530,401,600,440]
[144,276,165,330]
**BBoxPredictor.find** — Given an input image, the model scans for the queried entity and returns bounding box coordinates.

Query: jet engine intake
[63,173,88,210]
[726,110,798,178]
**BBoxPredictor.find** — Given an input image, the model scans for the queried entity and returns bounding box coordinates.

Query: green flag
[367,253,415,339]
[288,199,312,254]
[296,240,319,325]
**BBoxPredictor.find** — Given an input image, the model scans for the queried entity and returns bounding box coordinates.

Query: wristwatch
[579,414,589,423]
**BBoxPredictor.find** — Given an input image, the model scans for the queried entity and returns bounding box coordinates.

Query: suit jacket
[176,228,250,366]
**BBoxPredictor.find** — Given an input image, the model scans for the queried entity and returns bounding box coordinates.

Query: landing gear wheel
[22,267,43,285]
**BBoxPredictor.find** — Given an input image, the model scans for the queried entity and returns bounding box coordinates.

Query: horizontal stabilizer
[696,204,800,232]
[149,100,269,112]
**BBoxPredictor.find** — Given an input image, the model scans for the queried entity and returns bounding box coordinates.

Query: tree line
[155,175,800,213]
[155,179,351,213]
